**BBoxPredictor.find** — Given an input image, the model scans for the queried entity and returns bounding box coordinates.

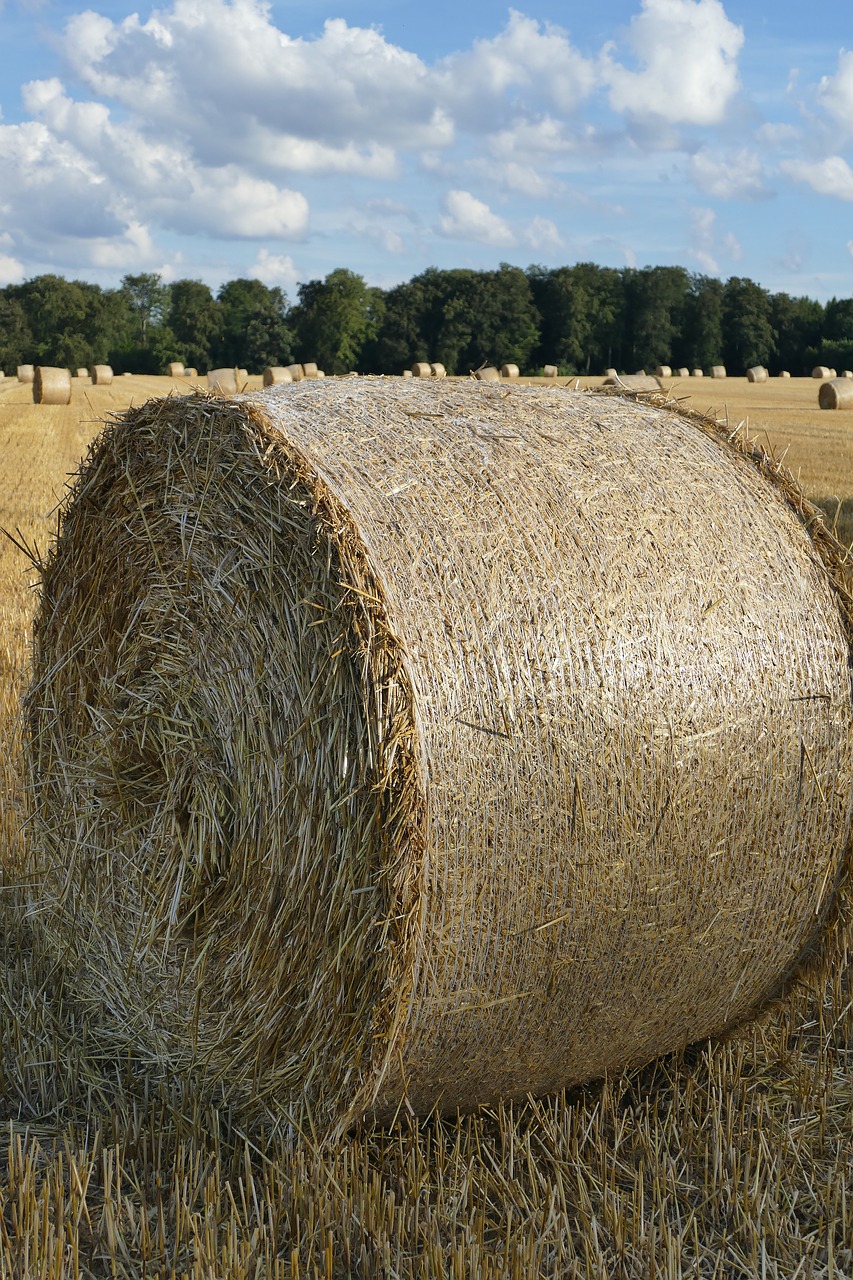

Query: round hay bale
[655,365,672,379]
[711,365,726,379]
[746,366,768,383]
[543,365,558,379]
[236,368,249,384]
[818,378,853,410]
[17,364,34,383]
[475,366,500,381]
[184,368,198,380]
[430,363,447,379]
[75,367,89,379]
[676,368,690,378]
[32,366,72,405]
[89,365,114,385]
[603,373,661,391]
[207,368,238,395]
[842,371,853,379]
[402,369,414,378]
[830,368,837,378]
[604,367,617,379]
[263,367,293,387]
[779,371,791,378]
[501,364,520,379]
[411,362,432,378]
[25,381,853,1134]
[692,369,704,378]
[812,366,832,379]
[301,362,319,380]
[168,362,185,378]
[284,364,302,383]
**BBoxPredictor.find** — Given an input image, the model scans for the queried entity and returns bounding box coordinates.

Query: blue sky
[0,0,852,301]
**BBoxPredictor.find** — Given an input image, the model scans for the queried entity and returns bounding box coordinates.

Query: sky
[0,0,852,301]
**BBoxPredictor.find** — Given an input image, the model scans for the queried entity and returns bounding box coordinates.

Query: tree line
[1,263,852,379]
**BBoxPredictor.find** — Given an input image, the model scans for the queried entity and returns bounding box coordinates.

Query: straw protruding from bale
[501,364,520,379]
[711,366,726,379]
[301,363,319,380]
[430,363,446,379]
[604,368,617,379]
[475,366,500,381]
[89,365,114,385]
[412,362,432,378]
[746,367,768,382]
[17,365,34,383]
[812,366,832,379]
[32,366,72,405]
[655,365,672,379]
[263,367,294,387]
[207,368,238,395]
[818,378,853,410]
[168,362,185,377]
[543,365,558,379]
[603,373,662,391]
[25,380,853,1135]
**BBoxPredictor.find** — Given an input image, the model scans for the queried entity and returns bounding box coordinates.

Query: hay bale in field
[207,368,238,395]
[17,364,34,383]
[402,369,413,378]
[301,362,319,380]
[168,362,185,378]
[89,365,113,385]
[75,367,89,379]
[184,368,198,380]
[779,371,791,378]
[818,378,853,410]
[475,366,500,381]
[655,365,672,378]
[501,363,520,379]
[604,367,617,378]
[430,363,446,379]
[412,362,432,378]
[603,373,661,391]
[711,365,726,379]
[812,366,832,379]
[285,364,303,382]
[32,366,72,405]
[830,368,837,378]
[692,369,704,378]
[236,368,249,384]
[842,371,853,379]
[25,380,853,1134]
[543,365,558,378]
[676,368,690,378]
[263,367,293,387]
[746,366,768,382]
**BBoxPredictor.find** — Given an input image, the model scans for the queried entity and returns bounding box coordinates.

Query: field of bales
[0,373,851,1278]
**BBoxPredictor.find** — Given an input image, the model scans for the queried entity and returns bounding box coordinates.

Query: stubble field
[0,373,851,1278]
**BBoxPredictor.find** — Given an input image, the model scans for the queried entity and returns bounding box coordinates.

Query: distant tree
[14,275,95,369]
[681,275,725,370]
[0,290,33,371]
[721,277,775,371]
[291,269,384,373]
[216,278,292,370]
[770,293,824,374]
[528,263,623,373]
[623,266,690,371]
[120,273,170,348]
[371,276,431,373]
[167,280,224,371]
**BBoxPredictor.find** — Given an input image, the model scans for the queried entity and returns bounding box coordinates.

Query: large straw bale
[711,365,726,378]
[430,363,447,379]
[475,366,500,380]
[17,364,34,383]
[543,365,558,378]
[818,378,853,409]
[655,365,672,378]
[412,362,432,378]
[89,365,114,385]
[25,380,853,1135]
[501,363,520,379]
[263,366,293,387]
[168,362,185,377]
[32,366,72,405]
[812,366,832,379]
[207,368,238,395]
[746,366,768,382]
[603,373,661,391]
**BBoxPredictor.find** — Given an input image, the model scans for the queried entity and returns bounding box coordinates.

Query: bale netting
[89,365,113,386]
[25,379,853,1135]
[32,366,72,405]
[818,378,853,410]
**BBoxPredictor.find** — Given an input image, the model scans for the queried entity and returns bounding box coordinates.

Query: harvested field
[0,375,851,1278]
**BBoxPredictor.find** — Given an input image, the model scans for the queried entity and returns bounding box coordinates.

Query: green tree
[771,293,824,374]
[120,273,170,348]
[291,269,384,373]
[216,278,292,371]
[681,275,725,371]
[722,277,775,371]
[167,280,224,371]
[528,263,623,373]
[624,266,690,371]
[14,275,95,369]
[0,289,34,372]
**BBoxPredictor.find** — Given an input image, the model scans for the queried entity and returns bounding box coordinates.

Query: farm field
[0,375,851,1278]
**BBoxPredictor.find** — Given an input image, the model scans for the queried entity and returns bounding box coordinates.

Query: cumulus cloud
[437,190,515,247]
[603,0,744,125]
[250,249,301,293]
[817,49,853,135]
[687,205,740,273]
[0,252,25,284]
[690,147,772,200]
[523,216,564,253]
[782,155,853,201]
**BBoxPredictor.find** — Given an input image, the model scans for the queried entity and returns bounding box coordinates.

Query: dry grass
[0,376,851,1279]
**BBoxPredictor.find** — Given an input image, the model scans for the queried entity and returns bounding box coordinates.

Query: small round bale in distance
[17,364,34,383]
[168,362,185,377]
[819,378,853,410]
[501,363,520,379]
[89,365,114,385]
[75,367,89,379]
[655,365,672,378]
[301,362,319,380]
[604,367,617,378]
[184,368,198,379]
[430,362,447,378]
[676,368,690,378]
[25,380,853,1134]
[711,365,726,378]
[411,361,432,378]
[604,373,661,391]
[747,366,768,382]
[32,366,72,405]
[543,365,558,378]
[402,369,414,378]
[779,371,791,378]
[475,366,500,380]
[843,371,853,379]
[692,369,704,377]
[207,368,238,395]
[812,366,832,379]
[263,367,293,387]
[285,364,303,382]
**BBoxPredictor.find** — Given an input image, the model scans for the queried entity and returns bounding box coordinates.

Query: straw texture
[32,366,72,405]
[25,380,853,1134]
[818,378,853,409]
[90,365,114,385]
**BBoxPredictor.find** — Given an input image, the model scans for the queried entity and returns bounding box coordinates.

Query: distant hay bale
[184,368,198,380]
[236,368,249,384]
[89,365,114,386]
[812,366,832,379]
[32,366,72,405]
[843,371,853,379]
[263,367,294,387]
[543,365,559,378]
[676,368,690,378]
[818,378,853,410]
[316,370,326,378]
[501,364,520,379]
[430,363,447,379]
[603,374,661,391]
[412,362,432,378]
[779,371,791,378]
[168,362,185,378]
[746,367,768,382]
[75,367,89,379]
[655,366,672,378]
[711,366,726,379]
[17,365,34,383]
[301,363,319,380]
[692,369,704,378]
[207,368,238,395]
[25,379,853,1134]
[830,368,837,378]
[475,366,500,381]
[286,364,304,383]
[604,368,617,379]
[402,369,414,378]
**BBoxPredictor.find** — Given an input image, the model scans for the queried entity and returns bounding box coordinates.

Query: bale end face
[819,378,853,410]
[32,366,72,405]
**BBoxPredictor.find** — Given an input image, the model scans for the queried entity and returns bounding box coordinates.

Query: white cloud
[0,252,25,284]
[690,147,772,200]
[523,216,564,253]
[817,49,853,135]
[437,190,515,247]
[686,205,739,273]
[250,249,301,293]
[603,0,744,125]
[782,155,853,202]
